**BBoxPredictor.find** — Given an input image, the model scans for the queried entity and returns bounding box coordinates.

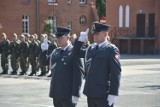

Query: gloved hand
[41,38,49,51]
[78,28,89,42]
[107,95,117,106]
[72,96,79,104]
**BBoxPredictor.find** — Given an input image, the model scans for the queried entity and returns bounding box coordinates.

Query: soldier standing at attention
[72,22,121,107]
[18,34,29,75]
[28,35,39,76]
[48,34,57,55]
[47,34,58,77]
[34,34,41,72]
[25,34,31,71]
[10,33,20,75]
[38,34,48,76]
[40,27,84,107]
[0,33,10,74]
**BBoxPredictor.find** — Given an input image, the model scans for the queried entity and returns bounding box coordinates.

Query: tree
[96,0,106,18]
[43,19,56,35]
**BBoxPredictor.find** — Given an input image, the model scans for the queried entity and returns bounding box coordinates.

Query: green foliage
[96,0,106,17]
[43,19,55,35]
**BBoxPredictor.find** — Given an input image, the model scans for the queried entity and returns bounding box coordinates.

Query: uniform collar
[62,43,72,51]
[98,41,109,48]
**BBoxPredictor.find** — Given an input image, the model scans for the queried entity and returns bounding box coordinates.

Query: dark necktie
[95,45,99,50]
[60,49,64,55]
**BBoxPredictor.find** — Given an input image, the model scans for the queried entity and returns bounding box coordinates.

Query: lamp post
[52,2,58,34]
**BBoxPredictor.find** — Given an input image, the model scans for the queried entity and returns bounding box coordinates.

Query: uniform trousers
[87,97,114,107]
[1,53,9,72]
[53,98,76,107]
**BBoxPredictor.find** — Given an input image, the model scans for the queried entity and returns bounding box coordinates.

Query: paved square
[0,55,160,107]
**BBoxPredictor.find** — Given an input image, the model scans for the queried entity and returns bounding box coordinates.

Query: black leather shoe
[28,72,36,76]
[38,73,45,76]
[0,71,8,74]
[18,72,25,75]
[10,71,17,75]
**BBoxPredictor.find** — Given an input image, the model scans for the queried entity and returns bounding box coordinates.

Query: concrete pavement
[0,55,160,107]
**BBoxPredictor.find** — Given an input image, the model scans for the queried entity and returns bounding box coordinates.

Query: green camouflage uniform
[0,39,10,74]
[28,40,39,75]
[19,41,29,75]
[10,39,20,74]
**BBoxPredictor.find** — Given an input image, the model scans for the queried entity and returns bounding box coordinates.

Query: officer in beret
[41,27,84,107]
[0,33,10,74]
[10,33,20,75]
[72,22,121,107]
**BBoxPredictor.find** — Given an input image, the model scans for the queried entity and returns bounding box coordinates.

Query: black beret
[91,22,110,34]
[55,27,71,38]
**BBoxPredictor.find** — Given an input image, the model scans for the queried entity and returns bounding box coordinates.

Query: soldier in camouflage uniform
[18,34,29,75]
[46,34,58,77]
[34,34,40,72]
[0,33,10,74]
[28,35,39,76]
[25,34,31,71]
[10,33,20,75]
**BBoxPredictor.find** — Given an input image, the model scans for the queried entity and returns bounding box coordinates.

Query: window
[48,0,56,5]
[119,5,123,28]
[79,15,87,26]
[79,0,86,4]
[49,16,56,33]
[125,5,130,28]
[68,21,72,29]
[67,0,72,4]
[21,0,30,5]
[22,15,29,34]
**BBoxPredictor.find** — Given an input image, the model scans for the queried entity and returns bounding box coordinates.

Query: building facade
[106,0,160,54]
[0,0,98,40]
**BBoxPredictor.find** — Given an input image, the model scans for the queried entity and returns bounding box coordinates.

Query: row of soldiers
[0,32,58,77]
[0,32,90,77]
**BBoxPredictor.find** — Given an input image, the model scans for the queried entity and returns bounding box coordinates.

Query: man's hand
[107,95,117,106]
[72,96,79,104]
[41,38,49,51]
[78,28,89,42]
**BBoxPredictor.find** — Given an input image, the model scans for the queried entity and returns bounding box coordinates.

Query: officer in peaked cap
[40,27,84,107]
[91,22,110,34]
[72,22,121,107]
